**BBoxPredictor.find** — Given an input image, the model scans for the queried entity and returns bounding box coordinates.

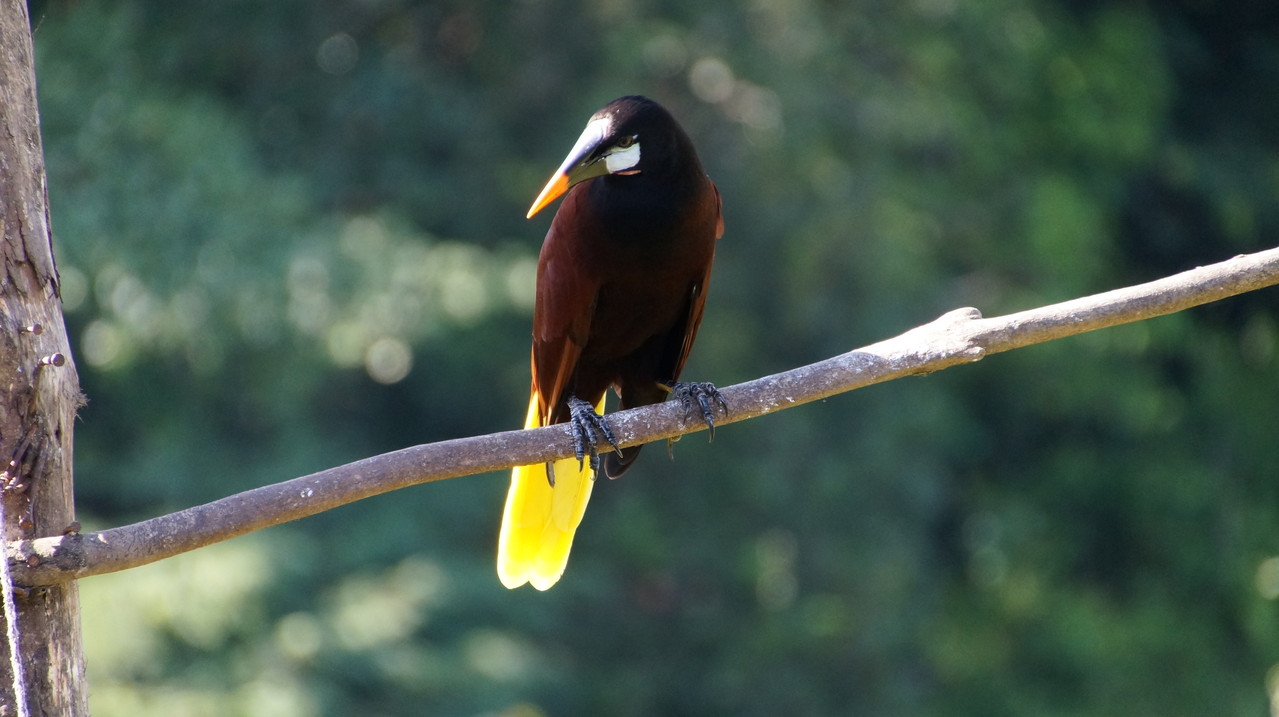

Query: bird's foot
[566,396,621,473]
[668,381,729,440]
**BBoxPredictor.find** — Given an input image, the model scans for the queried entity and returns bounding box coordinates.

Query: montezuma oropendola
[497,96,725,590]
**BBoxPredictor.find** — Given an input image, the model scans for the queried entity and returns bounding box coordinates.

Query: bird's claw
[566,396,620,473]
[670,381,728,440]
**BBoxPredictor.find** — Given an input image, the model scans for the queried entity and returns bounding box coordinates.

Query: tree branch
[10,246,1279,587]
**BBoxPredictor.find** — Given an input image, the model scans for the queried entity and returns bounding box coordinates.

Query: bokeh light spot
[82,320,124,369]
[1255,556,1279,600]
[689,57,736,104]
[316,32,358,75]
[364,336,413,384]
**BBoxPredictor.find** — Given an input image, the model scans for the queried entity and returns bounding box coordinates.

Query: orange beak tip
[527,173,570,219]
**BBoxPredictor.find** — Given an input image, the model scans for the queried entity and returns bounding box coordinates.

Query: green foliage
[25,0,1279,713]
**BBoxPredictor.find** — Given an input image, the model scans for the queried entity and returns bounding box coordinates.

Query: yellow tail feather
[497,393,605,590]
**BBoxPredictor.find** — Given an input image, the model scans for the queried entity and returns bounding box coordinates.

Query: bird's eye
[615,135,637,149]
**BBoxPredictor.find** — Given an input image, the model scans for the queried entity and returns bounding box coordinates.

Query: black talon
[566,396,621,473]
[670,381,728,440]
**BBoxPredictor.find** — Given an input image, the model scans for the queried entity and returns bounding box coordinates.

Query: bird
[497,95,725,590]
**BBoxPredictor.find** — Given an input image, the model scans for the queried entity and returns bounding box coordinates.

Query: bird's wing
[500,188,606,590]
[669,179,723,382]
[530,194,600,424]
[712,180,725,240]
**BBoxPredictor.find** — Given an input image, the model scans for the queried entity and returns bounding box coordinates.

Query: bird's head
[526,96,690,219]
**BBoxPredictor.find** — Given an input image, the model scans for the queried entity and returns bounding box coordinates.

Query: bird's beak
[526,173,571,219]
[527,117,613,219]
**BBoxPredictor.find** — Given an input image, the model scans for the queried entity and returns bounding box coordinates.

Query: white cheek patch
[605,142,641,173]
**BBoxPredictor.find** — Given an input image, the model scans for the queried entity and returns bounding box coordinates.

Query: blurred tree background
[21,0,1279,714]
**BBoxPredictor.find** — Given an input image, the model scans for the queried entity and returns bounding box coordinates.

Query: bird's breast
[583,199,717,359]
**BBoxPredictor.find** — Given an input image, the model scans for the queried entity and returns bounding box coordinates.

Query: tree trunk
[0,1,88,714]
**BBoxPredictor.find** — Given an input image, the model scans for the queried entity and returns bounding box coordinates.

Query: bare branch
[10,246,1279,587]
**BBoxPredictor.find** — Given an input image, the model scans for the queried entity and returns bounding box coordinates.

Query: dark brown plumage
[498,95,723,589]
[532,96,722,475]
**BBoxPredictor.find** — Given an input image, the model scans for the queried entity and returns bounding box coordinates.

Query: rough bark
[0,1,88,714]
